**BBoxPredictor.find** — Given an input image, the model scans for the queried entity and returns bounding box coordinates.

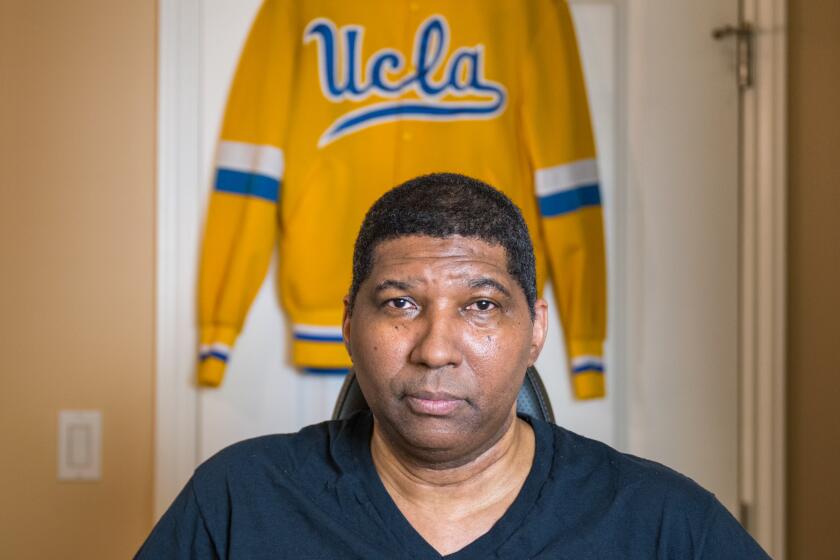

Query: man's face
[343,235,548,465]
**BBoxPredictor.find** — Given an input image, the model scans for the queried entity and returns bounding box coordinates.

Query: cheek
[350,314,412,373]
[465,319,531,361]
[463,322,533,388]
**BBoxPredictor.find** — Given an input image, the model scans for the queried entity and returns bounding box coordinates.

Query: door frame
[155,0,203,519]
[154,1,788,556]
[739,0,788,555]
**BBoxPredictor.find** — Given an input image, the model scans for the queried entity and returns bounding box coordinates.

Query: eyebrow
[468,277,511,297]
[374,279,414,293]
[373,277,512,297]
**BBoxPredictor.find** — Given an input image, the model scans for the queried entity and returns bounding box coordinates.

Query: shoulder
[141,414,378,557]
[198,420,326,468]
[523,418,769,557]
[191,416,361,496]
[539,419,717,516]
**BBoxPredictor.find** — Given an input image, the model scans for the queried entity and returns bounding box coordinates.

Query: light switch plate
[58,410,102,481]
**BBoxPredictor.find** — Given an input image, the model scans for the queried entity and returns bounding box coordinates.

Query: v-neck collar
[343,411,554,560]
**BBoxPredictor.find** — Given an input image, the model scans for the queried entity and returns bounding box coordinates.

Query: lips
[404,391,464,416]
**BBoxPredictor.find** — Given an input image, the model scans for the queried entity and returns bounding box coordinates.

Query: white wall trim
[155,0,202,520]
[739,0,787,556]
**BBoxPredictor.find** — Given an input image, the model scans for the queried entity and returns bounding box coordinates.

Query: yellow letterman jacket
[198,0,608,399]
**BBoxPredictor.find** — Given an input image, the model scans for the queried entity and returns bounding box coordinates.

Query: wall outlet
[58,410,102,481]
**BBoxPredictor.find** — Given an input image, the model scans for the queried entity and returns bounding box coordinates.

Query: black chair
[332,366,555,423]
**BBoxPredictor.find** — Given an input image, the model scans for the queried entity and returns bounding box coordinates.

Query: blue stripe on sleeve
[572,364,604,374]
[303,367,350,375]
[200,351,229,363]
[538,184,602,217]
[294,333,345,343]
[215,168,280,203]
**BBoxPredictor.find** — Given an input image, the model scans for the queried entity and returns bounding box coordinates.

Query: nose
[408,307,463,370]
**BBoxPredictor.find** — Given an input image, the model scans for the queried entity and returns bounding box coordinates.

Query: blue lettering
[368,51,404,93]
[447,50,477,91]
[343,28,365,96]
[413,17,447,96]
[304,15,508,146]
[305,21,343,98]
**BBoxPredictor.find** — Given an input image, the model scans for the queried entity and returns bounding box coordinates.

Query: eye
[467,299,498,312]
[386,298,416,310]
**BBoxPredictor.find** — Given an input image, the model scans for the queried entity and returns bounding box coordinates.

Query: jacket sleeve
[197,0,294,386]
[521,0,607,399]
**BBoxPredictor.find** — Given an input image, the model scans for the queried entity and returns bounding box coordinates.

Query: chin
[378,406,509,465]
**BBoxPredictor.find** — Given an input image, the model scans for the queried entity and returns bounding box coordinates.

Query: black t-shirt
[136,412,769,559]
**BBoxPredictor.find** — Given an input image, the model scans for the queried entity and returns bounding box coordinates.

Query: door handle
[712,22,754,89]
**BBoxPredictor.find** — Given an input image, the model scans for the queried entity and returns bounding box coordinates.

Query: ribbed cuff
[291,337,351,370]
[568,338,606,399]
[572,372,605,399]
[197,325,238,387]
[198,358,226,387]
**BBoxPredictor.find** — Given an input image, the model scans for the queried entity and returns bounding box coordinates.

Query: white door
[158,0,741,521]
[623,0,740,514]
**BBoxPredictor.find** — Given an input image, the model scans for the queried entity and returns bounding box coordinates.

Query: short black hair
[349,172,537,317]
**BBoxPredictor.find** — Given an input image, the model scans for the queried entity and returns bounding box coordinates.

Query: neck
[370,411,535,525]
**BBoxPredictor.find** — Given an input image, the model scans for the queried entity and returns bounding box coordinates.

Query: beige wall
[0,1,156,558]
[787,0,840,558]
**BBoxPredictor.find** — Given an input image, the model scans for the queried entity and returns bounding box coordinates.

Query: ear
[528,299,549,366]
[342,295,352,358]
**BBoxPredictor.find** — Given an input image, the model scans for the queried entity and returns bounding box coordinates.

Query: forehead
[369,235,510,278]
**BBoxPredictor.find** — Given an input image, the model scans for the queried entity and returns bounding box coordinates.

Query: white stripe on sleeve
[216,141,284,180]
[535,159,599,197]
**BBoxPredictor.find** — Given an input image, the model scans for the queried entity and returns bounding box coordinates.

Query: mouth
[403,391,465,416]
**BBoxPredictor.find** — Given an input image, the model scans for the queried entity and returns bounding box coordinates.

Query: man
[138,174,769,558]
